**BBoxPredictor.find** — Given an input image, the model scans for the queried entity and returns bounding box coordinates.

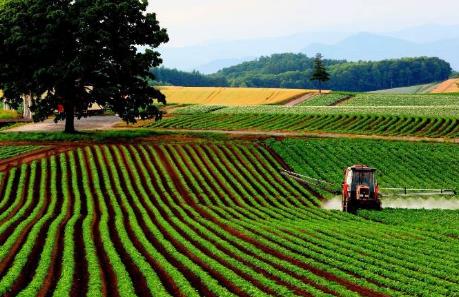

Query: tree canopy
[0,0,168,132]
[310,53,330,93]
[152,54,452,92]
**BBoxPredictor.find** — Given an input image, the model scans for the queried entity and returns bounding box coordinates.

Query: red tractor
[342,165,381,212]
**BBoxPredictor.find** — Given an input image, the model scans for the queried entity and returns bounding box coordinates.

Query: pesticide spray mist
[322,196,459,210]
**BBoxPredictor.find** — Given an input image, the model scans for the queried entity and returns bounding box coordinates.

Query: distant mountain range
[159,24,459,73]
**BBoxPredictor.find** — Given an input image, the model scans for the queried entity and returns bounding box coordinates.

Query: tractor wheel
[345,199,357,213]
[343,198,354,213]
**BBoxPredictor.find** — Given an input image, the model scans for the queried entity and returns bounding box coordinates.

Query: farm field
[0,145,43,160]
[297,93,352,106]
[369,83,439,94]
[0,141,458,296]
[151,104,459,138]
[342,93,459,106]
[431,78,459,93]
[160,86,318,105]
[266,138,459,190]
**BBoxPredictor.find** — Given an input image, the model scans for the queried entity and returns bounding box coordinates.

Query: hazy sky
[150,0,459,47]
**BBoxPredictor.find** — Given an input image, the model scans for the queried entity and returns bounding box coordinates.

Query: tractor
[342,165,381,213]
[281,164,455,213]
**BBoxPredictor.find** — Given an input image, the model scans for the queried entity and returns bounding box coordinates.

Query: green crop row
[298,93,352,106]
[266,138,459,190]
[0,143,458,296]
[343,93,459,106]
[0,145,43,160]
[152,108,459,138]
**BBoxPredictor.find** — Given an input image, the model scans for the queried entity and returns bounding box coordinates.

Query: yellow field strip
[431,79,459,93]
[160,86,324,105]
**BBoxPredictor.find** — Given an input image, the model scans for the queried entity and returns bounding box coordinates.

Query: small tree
[0,0,168,133]
[310,53,330,94]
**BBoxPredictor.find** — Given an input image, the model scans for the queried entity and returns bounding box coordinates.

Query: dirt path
[151,128,459,143]
[330,95,354,106]
[284,93,316,106]
[5,116,121,132]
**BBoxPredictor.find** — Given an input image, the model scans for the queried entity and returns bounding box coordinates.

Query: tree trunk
[318,81,322,94]
[64,101,75,133]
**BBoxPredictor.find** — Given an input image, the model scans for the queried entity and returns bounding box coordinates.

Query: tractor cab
[342,165,381,212]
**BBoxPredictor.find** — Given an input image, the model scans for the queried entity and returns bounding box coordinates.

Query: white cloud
[150,0,459,47]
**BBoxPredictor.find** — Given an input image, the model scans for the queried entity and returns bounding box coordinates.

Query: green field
[343,93,459,106]
[151,104,459,138]
[0,142,458,296]
[369,83,439,94]
[0,145,43,160]
[266,138,459,190]
[298,93,352,106]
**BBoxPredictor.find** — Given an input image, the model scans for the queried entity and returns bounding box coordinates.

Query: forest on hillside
[152,54,452,92]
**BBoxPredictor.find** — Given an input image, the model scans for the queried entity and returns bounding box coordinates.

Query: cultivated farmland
[0,143,459,296]
[151,105,459,138]
[0,145,43,160]
[160,86,318,105]
[342,93,459,106]
[0,142,458,296]
[431,78,459,93]
[297,93,352,106]
[266,138,459,190]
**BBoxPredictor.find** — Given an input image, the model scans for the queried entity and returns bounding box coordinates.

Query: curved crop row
[0,143,458,296]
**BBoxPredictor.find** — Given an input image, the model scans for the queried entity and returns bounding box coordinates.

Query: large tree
[310,53,330,94]
[0,0,168,133]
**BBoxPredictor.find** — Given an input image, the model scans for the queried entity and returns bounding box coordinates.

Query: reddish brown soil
[0,163,45,276]
[39,156,73,297]
[71,155,89,297]
[0,140,397,296]
[4,160,60,297]
[127,145,216,296]
[116,145,187,297]
[172,145,324,296]
[205,145,270,210]
[91,146,152,297]
[153,145,251,297]
[81,148,111,297]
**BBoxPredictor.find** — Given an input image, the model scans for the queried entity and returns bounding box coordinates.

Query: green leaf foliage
[0,0,169,132]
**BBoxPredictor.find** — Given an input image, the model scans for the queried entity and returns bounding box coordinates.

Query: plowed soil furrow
[5,159,61,297]
[203,145,268,210]
[71,151,89,297]
[164,145,221,206]
[235,223,389,297]
[211,144,277,208]
[0,162,44,277]
[91,146,152,297]
[144,145,272,294]
[40,154,73,297]
[152,145,252,297]
[258,144,325,204]
[190,215,340,296]
[117,145,187,297]
[254,146,319,205]
[0,165,31,226]
[168,181,387,297]
[125,145,218,296]
[165,145,288,296]
[81,148,115,297]
[182,218,318,297]
[167,148,319,295]
[194,144,257,209]
[0,169,10,205]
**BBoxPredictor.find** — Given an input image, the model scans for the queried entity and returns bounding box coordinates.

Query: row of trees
[152,55,452,92]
